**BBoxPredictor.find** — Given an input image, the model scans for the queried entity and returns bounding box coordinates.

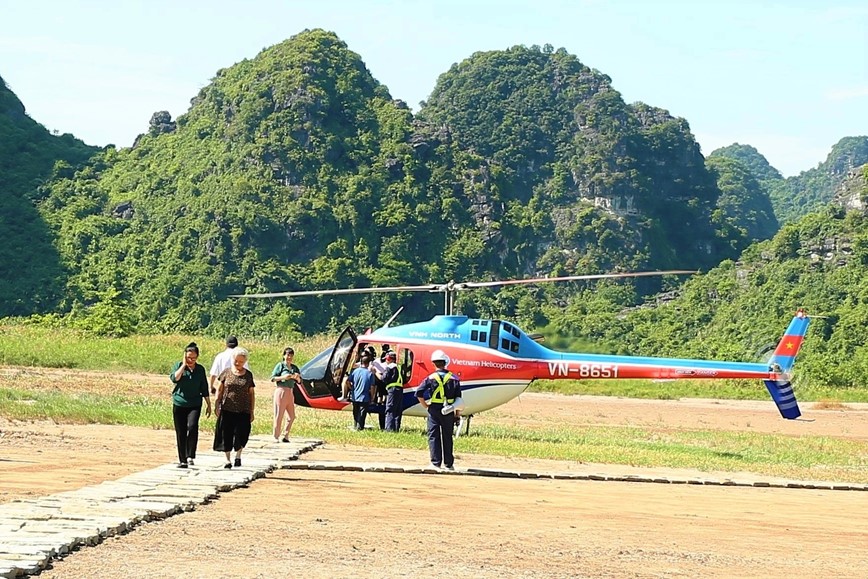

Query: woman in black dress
[214,347,256,469]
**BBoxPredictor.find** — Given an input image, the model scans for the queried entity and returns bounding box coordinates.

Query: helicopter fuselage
[296,313,805,419]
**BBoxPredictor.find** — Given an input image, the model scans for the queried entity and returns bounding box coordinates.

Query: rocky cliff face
[770,137,868,223]
[833,163,868,212]
[419,45,738,273]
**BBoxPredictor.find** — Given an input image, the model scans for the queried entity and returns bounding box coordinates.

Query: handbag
[212,414,225,452]
[212,383,228,452]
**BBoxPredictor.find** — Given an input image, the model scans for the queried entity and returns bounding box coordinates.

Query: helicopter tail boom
[532,310,811,420]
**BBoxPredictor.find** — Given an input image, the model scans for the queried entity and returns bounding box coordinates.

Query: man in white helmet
[416,349,462,470]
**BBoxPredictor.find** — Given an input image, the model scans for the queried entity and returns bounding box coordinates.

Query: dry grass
[812,399,850,411]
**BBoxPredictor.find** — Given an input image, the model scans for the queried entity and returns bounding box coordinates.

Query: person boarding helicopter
[382,350,403,432]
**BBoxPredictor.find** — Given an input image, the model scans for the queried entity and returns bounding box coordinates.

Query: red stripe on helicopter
[617,367,772,380]
[773,335,803,356]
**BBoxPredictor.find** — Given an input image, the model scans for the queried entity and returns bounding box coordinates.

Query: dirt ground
[1,387,868,578]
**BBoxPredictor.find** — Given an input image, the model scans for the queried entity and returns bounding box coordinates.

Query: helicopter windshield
[299,327,357,398]
[301,347,332,379]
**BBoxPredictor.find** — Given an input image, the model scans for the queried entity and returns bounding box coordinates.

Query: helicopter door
[398,347,414,386]
[298,326,357,399]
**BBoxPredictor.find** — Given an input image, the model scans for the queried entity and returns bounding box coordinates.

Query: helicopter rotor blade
[229,270,697,310]
[230,284,440,299]
[461,270,697,289]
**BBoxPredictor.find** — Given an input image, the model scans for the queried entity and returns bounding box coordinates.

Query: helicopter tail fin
[762,310,810,420]
[768,309,810,373]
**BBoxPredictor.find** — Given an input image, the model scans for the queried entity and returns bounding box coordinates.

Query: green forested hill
[0,74,98,316]
[707,144,782,246]
[705,156,778,245]
[4,28,865,377]
[33,30,515,336]
[418,45,753,273]
[0,75,96,195]
[769,136,868,224]
[709,143,783,183]
[18,32,758,336]
[713,138,868,225]
[555,168,868,389]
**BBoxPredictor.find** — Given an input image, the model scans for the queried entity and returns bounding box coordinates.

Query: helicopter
[233,271,810,433]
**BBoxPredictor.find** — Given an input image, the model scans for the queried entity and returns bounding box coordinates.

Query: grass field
[2,380,865,483]
[1,365,866,483]
[2,323,867,483]
[3,323,866,401]
[0,323,333,376]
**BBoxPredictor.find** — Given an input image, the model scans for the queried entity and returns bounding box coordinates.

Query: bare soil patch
[1,379,867,577]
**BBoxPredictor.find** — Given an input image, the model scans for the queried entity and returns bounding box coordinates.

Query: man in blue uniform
[382,351,403,432]
[416,349,462,470]
[347,355,376,430]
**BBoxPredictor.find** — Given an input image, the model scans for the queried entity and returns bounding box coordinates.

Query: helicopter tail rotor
[762,309,811,420]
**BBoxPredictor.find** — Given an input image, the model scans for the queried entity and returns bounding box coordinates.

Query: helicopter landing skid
[454,414,472,437]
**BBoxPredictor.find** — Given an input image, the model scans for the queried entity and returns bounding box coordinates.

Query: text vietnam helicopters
[232,271,810,431]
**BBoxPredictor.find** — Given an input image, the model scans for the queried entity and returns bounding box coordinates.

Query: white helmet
[430,349,449,363]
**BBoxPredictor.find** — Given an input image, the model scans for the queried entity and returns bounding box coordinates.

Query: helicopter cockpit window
[502,322,520,338]
[489,320,501,349]
[302,348,331,380]
[501,337,519,352]
[492,320,520,354]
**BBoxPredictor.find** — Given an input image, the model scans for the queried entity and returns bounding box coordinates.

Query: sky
[1,0,866,177]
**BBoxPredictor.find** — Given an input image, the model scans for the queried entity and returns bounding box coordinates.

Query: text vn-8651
[547,362,620,378]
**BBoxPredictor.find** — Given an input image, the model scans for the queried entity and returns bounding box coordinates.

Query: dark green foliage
[0,74,98,316]
[708,143,783,247]
[711,139,868,225]
[32,30,506,334]
[705,156,779,248]
[709,143,783,183]
[0,75,96,199]
[0,191,66,315]
[420,45,741,276]
[770,137,868,223]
